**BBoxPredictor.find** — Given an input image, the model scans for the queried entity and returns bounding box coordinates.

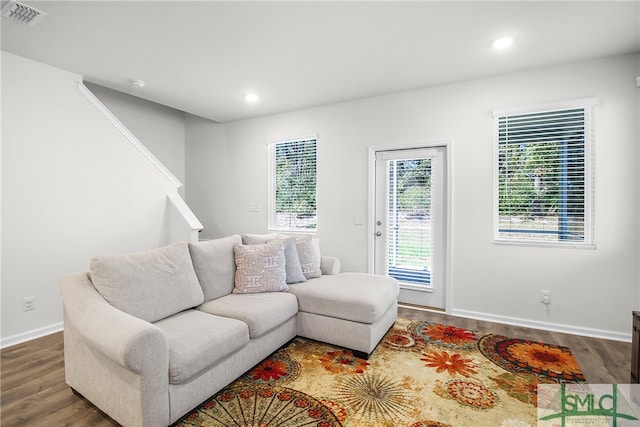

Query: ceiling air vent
[1,0,47,26]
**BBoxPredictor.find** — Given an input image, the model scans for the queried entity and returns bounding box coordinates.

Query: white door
[374,147,446,309]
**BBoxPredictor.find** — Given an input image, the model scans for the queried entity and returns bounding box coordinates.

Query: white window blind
[268,137,317,232]
[381,148,439,287]
[494,100,595,247]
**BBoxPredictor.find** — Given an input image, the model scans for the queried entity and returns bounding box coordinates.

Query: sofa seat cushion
[154,310,249,384]
[198,292,299,339]
[287,273,399,324]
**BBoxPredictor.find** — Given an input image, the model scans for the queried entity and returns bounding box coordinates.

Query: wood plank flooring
[1,308,631,426]
[398,307,631,385]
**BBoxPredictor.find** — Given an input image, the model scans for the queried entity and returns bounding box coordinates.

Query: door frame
[367,140,453,313]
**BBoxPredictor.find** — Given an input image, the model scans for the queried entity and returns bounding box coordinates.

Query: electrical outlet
[23,296,35,311]
[541,290,551,305]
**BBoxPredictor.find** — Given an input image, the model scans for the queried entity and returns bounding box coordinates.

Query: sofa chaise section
[288,272,399,358]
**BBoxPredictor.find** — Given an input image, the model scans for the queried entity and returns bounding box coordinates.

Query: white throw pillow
[268,237,307,284]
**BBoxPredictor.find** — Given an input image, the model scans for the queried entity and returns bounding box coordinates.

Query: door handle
[376,231,382,236]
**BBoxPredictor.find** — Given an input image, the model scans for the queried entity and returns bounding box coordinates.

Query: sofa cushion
[287,273,399,324]
[233,242,288,293]
[295,235,321,279]
[90,242,204,323]
[188,235,241,301]
[199,292,299,338]
[154,310,249,384]
[242,233,279,245]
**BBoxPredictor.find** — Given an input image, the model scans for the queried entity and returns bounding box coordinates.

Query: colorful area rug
[173,317,585,427]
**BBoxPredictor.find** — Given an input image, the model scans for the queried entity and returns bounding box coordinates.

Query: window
[494,100,596,247]
[268,137,317,232]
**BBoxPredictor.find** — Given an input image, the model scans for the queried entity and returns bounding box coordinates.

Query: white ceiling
[2,1,639,123]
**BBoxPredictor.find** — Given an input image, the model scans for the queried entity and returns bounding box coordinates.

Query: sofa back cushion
[188,235,241,301]
[241,233,279,245]
[90,242,204,323]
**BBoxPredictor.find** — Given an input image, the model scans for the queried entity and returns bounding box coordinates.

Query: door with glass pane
[374,147,446,309]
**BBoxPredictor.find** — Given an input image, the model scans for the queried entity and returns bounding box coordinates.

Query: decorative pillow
[268,237,307,284]
[90,242,204,323]
[242,233,279,245]
[233,241,288,293]
[188,235,242,301]
[311,237,322,271]
[295,235,322,279]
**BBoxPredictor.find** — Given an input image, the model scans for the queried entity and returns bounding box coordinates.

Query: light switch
[353,214,364,225]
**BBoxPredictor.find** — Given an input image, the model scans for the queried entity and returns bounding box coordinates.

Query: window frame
[268,135,318,233]
[492,98,597,249]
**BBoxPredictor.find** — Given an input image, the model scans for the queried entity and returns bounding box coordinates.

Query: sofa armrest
[320,256,341,275]
[60,272,170,426]
[60,272,168,373]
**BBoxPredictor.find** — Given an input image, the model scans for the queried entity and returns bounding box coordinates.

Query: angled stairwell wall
[1,51,201,346]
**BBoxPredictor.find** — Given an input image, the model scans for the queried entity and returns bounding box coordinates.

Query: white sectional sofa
[60,234,398,427]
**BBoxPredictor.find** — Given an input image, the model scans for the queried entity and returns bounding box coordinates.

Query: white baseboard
[1,322,64,349]
[450,309,631,343]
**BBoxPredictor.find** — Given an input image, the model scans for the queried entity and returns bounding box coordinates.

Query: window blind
[269,137,317,231]
[386,156,433,285]
[494,103,594,246]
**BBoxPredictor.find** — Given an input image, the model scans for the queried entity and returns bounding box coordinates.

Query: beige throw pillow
[233,241,288,293]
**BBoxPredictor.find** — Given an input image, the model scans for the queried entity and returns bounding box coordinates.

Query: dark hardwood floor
[1,307,631,426]
[398,306,632,385]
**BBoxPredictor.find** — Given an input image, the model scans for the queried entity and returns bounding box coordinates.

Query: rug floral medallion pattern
[174,318,585,427]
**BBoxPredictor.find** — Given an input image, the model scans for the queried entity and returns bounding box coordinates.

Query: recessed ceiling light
[492,37,514,51]
[244,93,259,104]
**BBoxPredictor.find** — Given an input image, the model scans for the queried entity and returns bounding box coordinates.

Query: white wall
[85,83,187,191]
[184,114,229,237]
[186,53,640,338]
[1,52,179,344]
